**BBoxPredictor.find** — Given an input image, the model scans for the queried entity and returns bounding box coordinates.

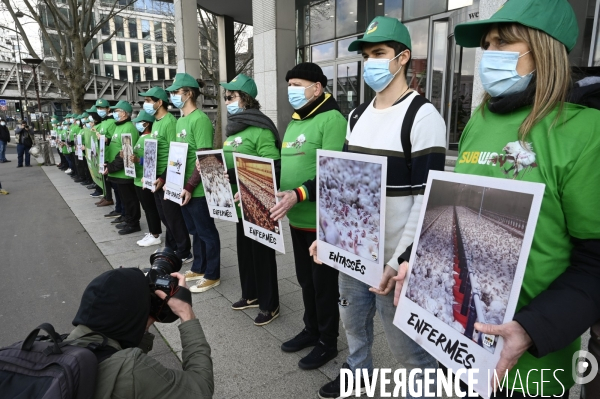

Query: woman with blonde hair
[392,0,600,397]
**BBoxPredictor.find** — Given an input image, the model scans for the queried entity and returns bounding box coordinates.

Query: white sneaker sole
[190,280,220,293]
[139,238,161,247]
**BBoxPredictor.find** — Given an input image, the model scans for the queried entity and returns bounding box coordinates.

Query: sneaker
[184,270,205,281]
[89,191,102,198]
[254,307,280,326]
[111,216,125,224]
[181,254,193,264]
[64,168,72,173]
[118,224,141,235]
[139,234,161,247]
[137,233,152,245]
[104,210,120,218]
[115,221,129,229]
[0,189,9,195]
[318,363,367,399]
[298,341,338,370]
[281,329,320,353]
[189,278,220,293]
[231,298,259,310]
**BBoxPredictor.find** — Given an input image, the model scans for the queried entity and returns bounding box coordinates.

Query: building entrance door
[318,59,363,118]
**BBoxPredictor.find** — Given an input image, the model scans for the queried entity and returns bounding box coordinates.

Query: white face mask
[0,122,5,126]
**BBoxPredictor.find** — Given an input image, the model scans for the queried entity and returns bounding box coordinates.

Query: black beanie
[285,62,328,87]
[73,268,150,349]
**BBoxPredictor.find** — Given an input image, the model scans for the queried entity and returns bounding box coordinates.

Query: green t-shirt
[455,102,600,395]
[174,109,214,198]
[223,125,281,218]
[133,133,152,187]
[60,131,70,154]
[69,124,81,142]
[279,109,347,229]
[153,112,177,176]
[98,118,117,138]
[106,121,139,181]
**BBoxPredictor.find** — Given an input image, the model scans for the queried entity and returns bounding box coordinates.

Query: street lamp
[13,11,28,121]
[23,57,45,139]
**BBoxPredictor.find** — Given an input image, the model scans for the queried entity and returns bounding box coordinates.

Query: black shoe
[80,180,93,186]
[89,191,102,198]
[105,211,121,218]
[115,221,129,229]
[298,341,338,370]
[86,184,97,189]
[281,329,320,353]
[3,160,11,162]
[16,165,22,168]
[254,307,280,326]
[111,216,125,224]
[318,363,367,398]
[118,224,141,235]
[74,177,85,183]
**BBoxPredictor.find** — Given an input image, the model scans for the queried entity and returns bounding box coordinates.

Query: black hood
[73,268,150,349]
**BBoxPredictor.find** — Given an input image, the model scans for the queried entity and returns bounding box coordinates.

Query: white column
[174,0,201,77]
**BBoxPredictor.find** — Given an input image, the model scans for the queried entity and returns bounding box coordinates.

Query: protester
[84,106,105,198]
[65,267,214,398]
[67,114,81,177]
[219,73,281,325]
[104,100,141,235]
[416,0,600,397]
[0,117,10,163]
[15,121,35,168]
[94,99,119,211]
[75,113,93,186]
[131,110,162,247]
[268,62,346,370]
[141,87,192,263]
[163,73,220,293]
[51,115,67,170]
[59,117,74,173]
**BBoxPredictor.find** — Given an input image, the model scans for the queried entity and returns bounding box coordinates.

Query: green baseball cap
[165,73,199,91]
[110,100,133,113]
[220,74,258,98]
[85,105,98,113]
[455,0,578,52]
[95,98,110,108]
[132,110,156,123]
[139,87,169,102]
[80,112,89,119]
[65,113,72,118]
[348,16,411,52]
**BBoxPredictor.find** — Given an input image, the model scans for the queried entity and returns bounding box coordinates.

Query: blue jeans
[181,196,220,280]
[16,144,31,166]
[338,272,439,398]
[0,140,7,161]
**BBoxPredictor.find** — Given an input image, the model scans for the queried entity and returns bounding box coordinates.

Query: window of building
[141,20,151,39]
[101,14,110,35]
[119,65,128,81]
[42,34,61,58]
[128,18,138,39]
[166,23,175,42]
[337,36,359,58]
[311,41,335,62]
[116,41,126,61]
[384,0,403,20]
[114,16,124,38]
[156,45,164,64]
[85,38,98,59]
[144,67,154,81]
[310,0,336,43]
[403,0,445,21]
[335,0,360,38]
[105,64,114,78]
[130,42,140,63]
[167,46,176,65]
[132,66,141,82]
[143,44,152,63]
[94,64,100,75]
[40,5,56,29]
[404,18,429,95]
[103,41,113,61]
[169,68,177,79]
[157,68,165,80]
[448,0,473,11]
[154,21,163,42]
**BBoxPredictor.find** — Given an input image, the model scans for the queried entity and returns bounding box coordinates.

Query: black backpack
[0,323,116,399]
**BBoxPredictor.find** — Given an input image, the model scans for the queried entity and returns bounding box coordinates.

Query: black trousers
[135,186,162,235]
[290,226,340,347]
[69,153,78,174]
[103,175,113,201]
[153,189,191,259]
[116,181,140,225]
[76,158,89,179]
[236,222,279,312]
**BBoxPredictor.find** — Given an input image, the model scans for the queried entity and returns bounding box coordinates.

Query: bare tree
[1,0,135,113]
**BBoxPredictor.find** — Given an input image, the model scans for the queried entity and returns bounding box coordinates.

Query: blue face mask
[88,116,94,122]
[288,84,315,110]
[363,51,403,93]
[112,112,120,122]
[479,50,534,98]
[227,101,243,115]
[85,122,91,129]
[143,102,157,115]
[170,94,186,109]
[97,110,107,118]
[135,122,146,133]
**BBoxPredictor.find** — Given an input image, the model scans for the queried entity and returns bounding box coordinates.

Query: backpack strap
[22,323,63,354]
[349,102,370,132]
[401,95,429,171]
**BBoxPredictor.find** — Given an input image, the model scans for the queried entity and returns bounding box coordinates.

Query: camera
[146,247,189,323]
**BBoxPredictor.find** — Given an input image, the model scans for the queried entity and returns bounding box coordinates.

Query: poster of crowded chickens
[393,171,544,398]
[196,150,237,223]
[316,150,387,289]
[233,153,285,253]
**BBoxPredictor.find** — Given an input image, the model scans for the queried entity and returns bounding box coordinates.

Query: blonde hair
[479,24,571,141]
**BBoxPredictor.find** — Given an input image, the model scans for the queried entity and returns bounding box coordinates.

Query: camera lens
[149,247,182,274]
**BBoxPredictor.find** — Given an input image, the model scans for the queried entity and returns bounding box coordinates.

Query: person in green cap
[67,113,81,177]
[129,110,162,247]
[306,16,446,398]
[163,73,220,293]
[396,1,600,398]
[74,112,93,185]
[140,86,192,263]
[218,73,281,325]
[104,100,141,235]
[94,98,119,210]
[58,119,72,172]
[83,105,104,197]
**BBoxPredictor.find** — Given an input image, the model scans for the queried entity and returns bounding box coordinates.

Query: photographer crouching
[66,247,214,398]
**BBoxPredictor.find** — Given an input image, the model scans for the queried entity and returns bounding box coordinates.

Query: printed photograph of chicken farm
[318,155,382,262]
[235,156,279,233]
[406,180,534,352]
[198,153,234,209]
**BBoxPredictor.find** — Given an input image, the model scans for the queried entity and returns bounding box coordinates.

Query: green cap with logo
[132,110,156,123]
[80,112,89,120]
[220,73,258,98]
[110,100,133,114]
[95,98,110,108]
[85,105,98,113]
[348,16,411,52]
[454,0,578,52]
[165,73,199,91]
[139,87,169,102]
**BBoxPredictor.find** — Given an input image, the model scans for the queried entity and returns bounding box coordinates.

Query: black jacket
[16,128,34,147]
[0,125,9,142]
